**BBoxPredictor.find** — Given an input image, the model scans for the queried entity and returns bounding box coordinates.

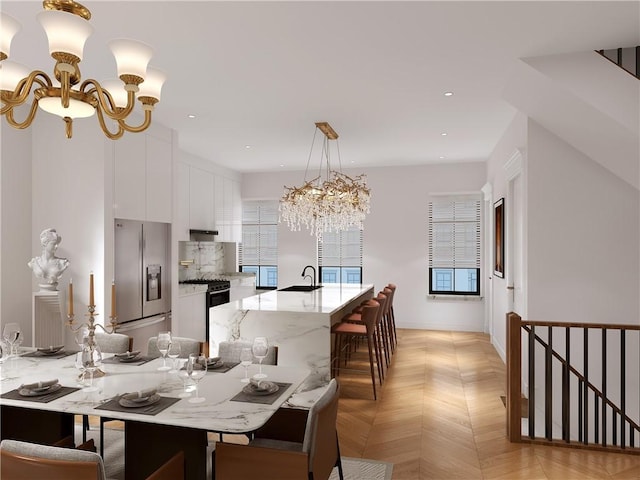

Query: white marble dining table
[0,349,310,479]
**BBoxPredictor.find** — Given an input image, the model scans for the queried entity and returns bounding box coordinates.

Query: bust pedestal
[32,291,65,347]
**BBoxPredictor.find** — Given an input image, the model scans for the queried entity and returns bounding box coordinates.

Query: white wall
[242,162,487,331]
[0,125,33,341]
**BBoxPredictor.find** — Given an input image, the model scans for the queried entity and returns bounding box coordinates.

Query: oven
[180,279,230,341]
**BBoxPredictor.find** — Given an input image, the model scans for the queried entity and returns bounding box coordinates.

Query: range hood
[189,229,219,241]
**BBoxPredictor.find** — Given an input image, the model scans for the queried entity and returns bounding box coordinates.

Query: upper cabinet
[113,133,172,223]
[189,166,215,231]
[215,175,241,242]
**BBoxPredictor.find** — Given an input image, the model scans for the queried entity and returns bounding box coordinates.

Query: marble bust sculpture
[28,228,70,291]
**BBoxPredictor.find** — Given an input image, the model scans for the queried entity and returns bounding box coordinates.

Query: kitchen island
[208,283,374,391]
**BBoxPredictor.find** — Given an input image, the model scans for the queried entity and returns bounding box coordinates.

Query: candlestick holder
[67,304,118,378]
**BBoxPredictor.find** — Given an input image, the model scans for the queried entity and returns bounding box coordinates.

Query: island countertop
[218,283,374,315]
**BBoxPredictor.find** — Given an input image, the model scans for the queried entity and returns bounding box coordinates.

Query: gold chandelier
[280,122,371,239]
[0,0,165,139]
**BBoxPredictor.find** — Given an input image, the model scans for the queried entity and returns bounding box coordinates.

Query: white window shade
[429,198,480,269]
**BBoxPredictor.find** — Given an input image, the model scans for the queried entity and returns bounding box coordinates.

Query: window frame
[318,227,363,285]
[239,201,278,290]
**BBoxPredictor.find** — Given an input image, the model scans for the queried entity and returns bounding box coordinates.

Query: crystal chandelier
[0,0,165,139]
[280,122,371,239]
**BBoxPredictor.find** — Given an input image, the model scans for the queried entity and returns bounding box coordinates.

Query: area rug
[78,425,393,480]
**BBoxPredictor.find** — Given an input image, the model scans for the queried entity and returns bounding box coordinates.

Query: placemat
[1,386,80,403]
[21,350,76,359]
[230,382,292,405]
[95,395,180,416]
[101,355,155,366]
[208,361,239,374]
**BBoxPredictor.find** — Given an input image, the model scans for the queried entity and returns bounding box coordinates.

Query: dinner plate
[19,383,62,397]
[36,346,64,355]
[117,354,142,363]
[207,359,224,369]
[242,381,279,396]
[119,393,161,408]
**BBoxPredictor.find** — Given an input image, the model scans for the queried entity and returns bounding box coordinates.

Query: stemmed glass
[157,331,172,371]
[187,353,207,404]
[167,342,181,373]
[177,359,194,398]
[2,323,22,356]
[81,345,102,392]
[74,352,87,386]
[251,337,269,379]
[239,348,253,383]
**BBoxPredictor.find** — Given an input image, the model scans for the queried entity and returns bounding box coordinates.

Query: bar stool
[331,302,381,400]
[350,291,392,370]
[386,283,398,349]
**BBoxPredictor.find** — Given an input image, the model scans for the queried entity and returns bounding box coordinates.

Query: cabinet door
[114,134,146,221]
[214,175,225,240]
[175,162,190,241]
[189,167,215,230]
[146,136,172,223]
[230,179,242,242]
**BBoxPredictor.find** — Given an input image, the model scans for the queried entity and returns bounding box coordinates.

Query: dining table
[0,348,310,479]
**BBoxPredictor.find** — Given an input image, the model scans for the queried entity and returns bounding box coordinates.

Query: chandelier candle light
[0,0,166,139]
[280,122,371,239]
[66,272,118,377]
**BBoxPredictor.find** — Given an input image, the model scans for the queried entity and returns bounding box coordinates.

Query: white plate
[19,383,62,397]
[36,346,64,355]
[119,393,161,408]
[242,381,279,396]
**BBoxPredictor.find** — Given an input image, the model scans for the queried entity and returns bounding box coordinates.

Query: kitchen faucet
[301,265,316,288]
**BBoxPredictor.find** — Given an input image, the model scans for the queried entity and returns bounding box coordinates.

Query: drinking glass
[157,331,172,371]
[81,345,102,392]
[239,348,253,383]
[167,342,181,373]
[251,337,269,379]
[187,353,207,404]
[74,352,87,386]
[2,323,21,356]
[177,359,194,398]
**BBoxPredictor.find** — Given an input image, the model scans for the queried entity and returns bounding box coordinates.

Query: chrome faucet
[301,265,316,288]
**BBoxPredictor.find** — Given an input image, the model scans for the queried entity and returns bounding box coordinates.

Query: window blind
[318,228,363,267]
[239,201,278,267]
[428,197,481,270]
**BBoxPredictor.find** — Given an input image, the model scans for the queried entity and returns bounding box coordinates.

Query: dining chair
[214,378,343,480]
[217,340,278,365]
[94,332,133,354]
[147,335,205,358]
[0,439,185,480]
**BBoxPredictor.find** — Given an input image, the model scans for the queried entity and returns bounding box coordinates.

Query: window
[318,227,363,284]
[428,196,481,295]
[239,201,278,289]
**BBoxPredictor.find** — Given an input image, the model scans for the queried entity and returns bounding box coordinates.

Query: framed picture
[494,198,505,278]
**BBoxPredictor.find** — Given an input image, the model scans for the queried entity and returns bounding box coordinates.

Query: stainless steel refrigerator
[114,220,171,347]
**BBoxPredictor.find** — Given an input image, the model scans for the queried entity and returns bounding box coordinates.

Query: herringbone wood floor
[335,329,640,479]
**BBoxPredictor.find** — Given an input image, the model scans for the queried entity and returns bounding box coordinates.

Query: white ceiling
[2,1,639,173]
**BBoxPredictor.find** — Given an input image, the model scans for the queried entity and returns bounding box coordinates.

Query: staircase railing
[596,47,640,79]
[506,312,640,454]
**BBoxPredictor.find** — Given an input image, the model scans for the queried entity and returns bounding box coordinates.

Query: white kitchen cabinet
[113,133,172,223]
[189,167,215,231]
[175,162,190,241]
[214,175,242,242]
[175,292,206,341]
[145,136,172,223]
[214,174,225,238]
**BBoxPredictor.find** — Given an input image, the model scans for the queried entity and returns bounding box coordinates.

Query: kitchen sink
[278,285,323,292]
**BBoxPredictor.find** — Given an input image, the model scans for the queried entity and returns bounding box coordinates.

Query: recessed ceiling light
[441,132,448,136]
[245,145,251,149]
[279,164,284,167]
[439,156,445,159]
[187,114,196,119]
[444,91,453,97]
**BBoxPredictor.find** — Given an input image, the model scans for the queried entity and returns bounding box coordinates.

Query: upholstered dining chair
[147,335,205,358]
[217,340,278,365]
[0,439,185,480]
[94,332,133,355]
[214,378,344,480]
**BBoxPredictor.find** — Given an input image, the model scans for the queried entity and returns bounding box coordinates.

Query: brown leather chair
[0,439,184,480]
[214,379,343,480]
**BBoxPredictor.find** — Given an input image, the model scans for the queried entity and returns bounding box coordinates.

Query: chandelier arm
[4,99,40,129]
[82,79,136,120]
[94,105,125,140]
[117,109,152,133]
[1,71,52,106]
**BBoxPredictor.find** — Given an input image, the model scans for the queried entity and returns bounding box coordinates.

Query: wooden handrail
[522,320,640,330]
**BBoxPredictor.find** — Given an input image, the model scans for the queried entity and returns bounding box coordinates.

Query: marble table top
[0,351,309,434]
[218,283,374,315]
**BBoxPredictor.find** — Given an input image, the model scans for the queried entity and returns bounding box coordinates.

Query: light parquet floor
[335,329,640,480]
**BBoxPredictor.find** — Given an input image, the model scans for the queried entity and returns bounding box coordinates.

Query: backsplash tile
[179,242,225,281]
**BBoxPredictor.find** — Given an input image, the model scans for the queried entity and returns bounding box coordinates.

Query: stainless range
[180,279,230,341]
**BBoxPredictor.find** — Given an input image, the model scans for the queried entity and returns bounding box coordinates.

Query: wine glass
[2,323,21,356]
[167,342,181,373]
[156,331,172,371]
[74,352,87,386]
[187,353,207,404]
[177,359,194,398]
[239,348,253,383]
[74,326,89,351]
[81,345,102,392]
[251,337,269,379]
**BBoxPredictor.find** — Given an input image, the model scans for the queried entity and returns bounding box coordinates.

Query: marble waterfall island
[208,283,374,391]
